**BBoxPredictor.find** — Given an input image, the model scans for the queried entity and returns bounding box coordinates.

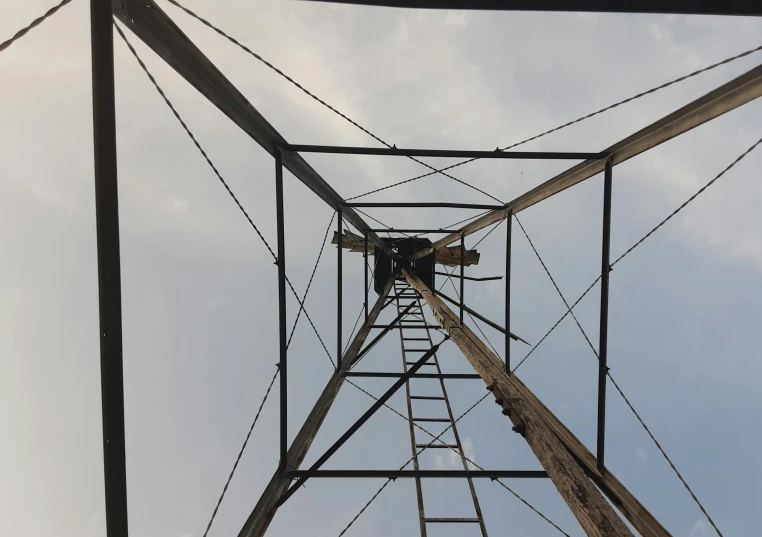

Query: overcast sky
[2,1,762,537]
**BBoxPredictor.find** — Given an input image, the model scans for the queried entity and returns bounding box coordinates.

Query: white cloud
[443,11,470,28]
[170,196,190,214]
[635,445,648,463]
[460,437,477,468]
[432,437,476,469]
[689,520,710,537]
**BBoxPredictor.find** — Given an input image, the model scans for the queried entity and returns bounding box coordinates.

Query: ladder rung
[410,396,444,400]
[416,443,458,449]
[405,362,436,366]
[403,338,428,341]
[413,417,450,422]
[424,518,480,523]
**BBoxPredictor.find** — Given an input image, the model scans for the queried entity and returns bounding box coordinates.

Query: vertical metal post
[337,208,343,370]
[275,150,288,473]
[91,3,128,537]
[597,158,613,473]
[505,213,512,374]
[460,233,465,323]
[364,230,368,322]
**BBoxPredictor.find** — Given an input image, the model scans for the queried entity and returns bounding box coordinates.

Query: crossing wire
[161,0,762,204]
[348,44,762,201]
[163,0,502,204]
[337,391,571,537]
[0,0,73,53]
[353,208,415,241]
[514,215,722,534]
[201,366,279,537]
[437,218,504,293]
[514,132,762,374]
[444,269,502,358]
[330,285,567,535]
[288,213,336,348]
[115,7,762,535]
[200,213,338,536]
[442,133,762,536]
[512,276,600,372]
[115,23,336,367]
[514,214,598,357]
[505,135,762,537]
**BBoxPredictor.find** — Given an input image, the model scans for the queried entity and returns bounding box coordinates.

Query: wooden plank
[332,231,480,266]
[406,267,671,537]
[111,0,394,257]
[237,277,394,537]
[413,61,762,260]
[404,269,635,537]
[509,374,673,537]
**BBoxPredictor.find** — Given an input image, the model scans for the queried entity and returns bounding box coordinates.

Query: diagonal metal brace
[353,302,416,364]
[275,337,448,507]
[435,289,529,344]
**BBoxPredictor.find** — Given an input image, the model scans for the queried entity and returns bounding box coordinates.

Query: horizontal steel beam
[307,0,762,17]
[284,143,604,159]
[369,324,441,329]
[111,0,395,258]
[276,340,444,506]
[435,271,502,282]
[286,470,548,478]
[414,62,762,260]
[348,202,504,209]
[354,302,415,362]
[343,372,481,379]
[369,228,462,233]
[405,269,642,536]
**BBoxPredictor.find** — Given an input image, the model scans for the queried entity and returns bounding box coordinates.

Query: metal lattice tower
[5,0,761,536]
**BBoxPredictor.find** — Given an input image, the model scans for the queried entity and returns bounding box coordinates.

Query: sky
[1,1,762,537]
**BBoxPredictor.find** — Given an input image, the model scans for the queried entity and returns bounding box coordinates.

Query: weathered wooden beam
[509,373,672,537]
[406,267,671,537]
[435,245,480,267]
[414,61,762,260]
[111,0,394,258]
[237,277,395,537]
[404,268,636,537]
[332,231,480,266]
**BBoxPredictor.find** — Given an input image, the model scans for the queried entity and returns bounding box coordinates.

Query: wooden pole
[413,61,762,262]
[112,0,395,258]
[404,269,634,537]
[238,277,395,537]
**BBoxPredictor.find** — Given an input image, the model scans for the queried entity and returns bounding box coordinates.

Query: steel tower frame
[89,1,762,536]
